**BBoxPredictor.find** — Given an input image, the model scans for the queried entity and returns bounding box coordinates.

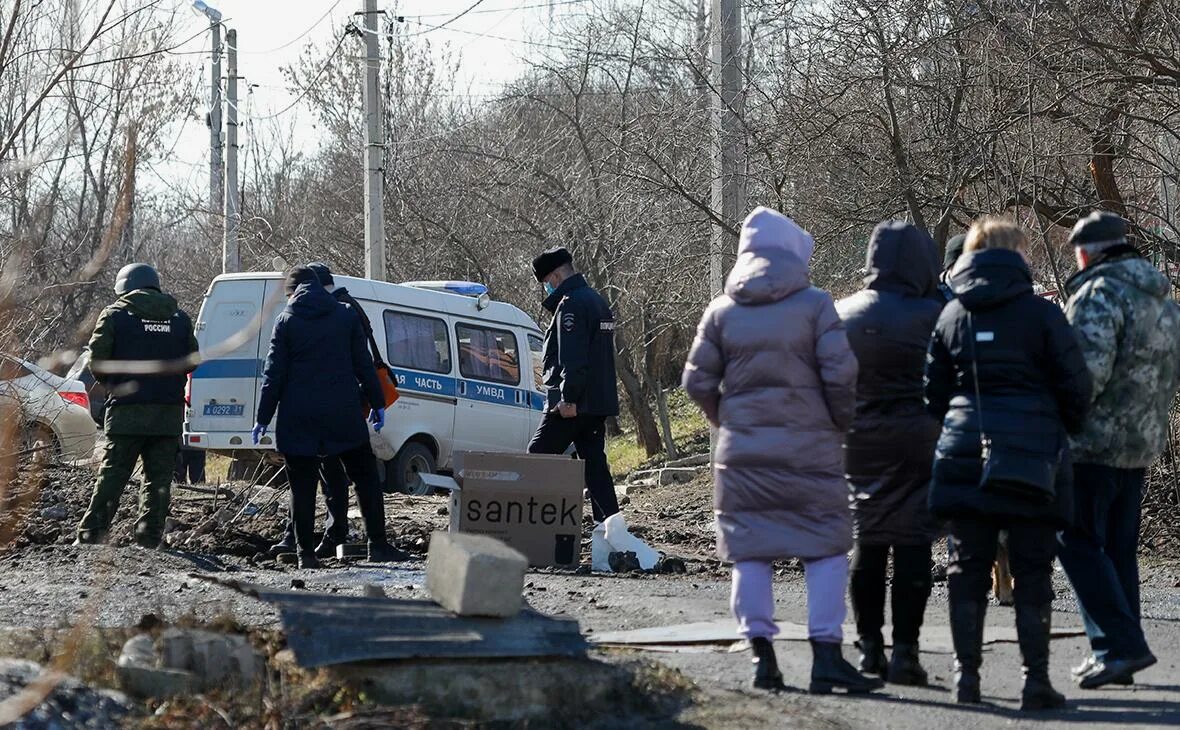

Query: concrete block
[657,467,701,485]
[117,664,198,699]
[158,629,193,671]
[426,532,527,618]
[190,631,231,687]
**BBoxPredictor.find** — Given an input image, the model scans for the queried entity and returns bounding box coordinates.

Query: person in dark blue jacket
[527,247,621,523]
[836,220,943,686]
[924,218,1091,711]
[253,267,403,568]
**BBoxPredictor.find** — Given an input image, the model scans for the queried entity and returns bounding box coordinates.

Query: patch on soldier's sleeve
[562,312,576,331]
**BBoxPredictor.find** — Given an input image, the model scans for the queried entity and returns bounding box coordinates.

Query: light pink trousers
[731,554,848,643]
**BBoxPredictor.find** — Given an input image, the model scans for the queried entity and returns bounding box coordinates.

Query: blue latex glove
[251,423,267,444]
[369,407,385,433]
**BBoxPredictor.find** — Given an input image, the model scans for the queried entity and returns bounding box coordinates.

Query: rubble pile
[0,658,130,729]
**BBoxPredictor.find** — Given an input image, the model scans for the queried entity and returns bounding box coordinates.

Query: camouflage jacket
[1065,251,1180,468]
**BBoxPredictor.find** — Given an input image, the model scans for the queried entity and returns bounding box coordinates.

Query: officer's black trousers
[527,412,620,523]
[282,456,350,546]
[285,445,386,556]
[850,542,933,645]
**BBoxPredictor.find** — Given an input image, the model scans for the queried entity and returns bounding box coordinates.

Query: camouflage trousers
[77,435,178,547]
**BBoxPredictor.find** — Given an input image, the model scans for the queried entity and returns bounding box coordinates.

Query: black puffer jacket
[924,249,1091,528]
[837,221,944,545]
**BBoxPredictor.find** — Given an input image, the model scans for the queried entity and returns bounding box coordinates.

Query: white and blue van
[184,273,547,493]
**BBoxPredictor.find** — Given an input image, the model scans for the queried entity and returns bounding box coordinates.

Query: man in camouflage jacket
[1057,211,1180,689]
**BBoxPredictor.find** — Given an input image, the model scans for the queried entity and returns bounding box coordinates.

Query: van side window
[456,324,520,385]
[528,334,544,392]
[383,311,451,374]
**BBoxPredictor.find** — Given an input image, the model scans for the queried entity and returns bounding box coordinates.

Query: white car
[0,354,99,463]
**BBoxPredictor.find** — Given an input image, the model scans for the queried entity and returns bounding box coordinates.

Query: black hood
[863,220,939,297]
[286,281,338,319]
[949,248,1033,311]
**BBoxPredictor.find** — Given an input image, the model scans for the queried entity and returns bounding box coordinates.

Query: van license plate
[203,404,245,417]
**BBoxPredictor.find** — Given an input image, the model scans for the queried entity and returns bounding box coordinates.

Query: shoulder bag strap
[966,312,987,444]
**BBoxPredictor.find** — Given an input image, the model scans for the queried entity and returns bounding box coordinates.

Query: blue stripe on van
[192,358,261,379]
[194,359,545,411]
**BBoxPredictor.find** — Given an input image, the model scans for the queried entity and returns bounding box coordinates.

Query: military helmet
[114,263,161,295]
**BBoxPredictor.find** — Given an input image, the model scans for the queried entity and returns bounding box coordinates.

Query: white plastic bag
[591,522,612,572]
[603,513,661,570]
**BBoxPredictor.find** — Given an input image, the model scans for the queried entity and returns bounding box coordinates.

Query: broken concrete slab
[426,532,527,617]
[664,453,710,468]
[116,628,263,697]
[193,574,586,667]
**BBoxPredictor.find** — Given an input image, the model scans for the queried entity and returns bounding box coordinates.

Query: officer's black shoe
[269,537,296,558]
[1078,653,1156,690]
[298,553,322,569]
[1072,654,1133,685]
[808,640,884,694]
[368,541,411,563]
[855,636,887,677]
[314,539,341,559]
[750,637,787,692]
[887,642,928,686]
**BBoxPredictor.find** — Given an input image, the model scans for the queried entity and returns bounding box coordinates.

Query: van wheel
[388,442,435,496]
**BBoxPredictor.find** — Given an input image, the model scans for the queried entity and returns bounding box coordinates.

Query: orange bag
[377,364,400,407]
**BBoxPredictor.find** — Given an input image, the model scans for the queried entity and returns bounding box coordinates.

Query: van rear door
[188,279,267,440]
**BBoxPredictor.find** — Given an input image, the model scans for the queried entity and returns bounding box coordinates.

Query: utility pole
[223,28,240,273]
[710,0,744,296]
[362,0,386,280]
[208,20,223,223]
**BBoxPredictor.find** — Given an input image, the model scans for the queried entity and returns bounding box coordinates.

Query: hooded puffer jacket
[683,207,858,562]
[836,221,944,545]
[257,281,384,458]
[924,249,1091,528]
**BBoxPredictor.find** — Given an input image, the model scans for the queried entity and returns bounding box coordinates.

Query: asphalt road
[0,544,1176,728]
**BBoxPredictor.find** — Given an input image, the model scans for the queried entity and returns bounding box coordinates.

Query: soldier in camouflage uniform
[76,264,199,549]
[1058,211,1180,689]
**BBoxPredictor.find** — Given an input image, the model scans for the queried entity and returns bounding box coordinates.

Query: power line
[400,0,589,19]
[224,0,346,55]
[248,33,349,121]
[399,0,489,37]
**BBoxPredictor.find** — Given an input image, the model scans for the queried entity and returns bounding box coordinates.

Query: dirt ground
[1,461,1179,728]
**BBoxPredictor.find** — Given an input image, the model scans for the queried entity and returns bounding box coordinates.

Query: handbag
[966,314,1058,505]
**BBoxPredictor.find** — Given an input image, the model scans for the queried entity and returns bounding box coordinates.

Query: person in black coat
[924,218,1091,711]
[527,246,621,524]
[253,267,403,568]
[269,262,399,560]
[836,220,944,686]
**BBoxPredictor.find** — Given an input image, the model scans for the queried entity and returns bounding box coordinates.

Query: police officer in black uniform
[527,247,621,523]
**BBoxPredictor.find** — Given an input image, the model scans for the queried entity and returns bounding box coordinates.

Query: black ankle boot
[887,642,929,686]
[855,636,887,677]
[1016,604,1066,711]
[750,637,786,691]
[809,640,885,694]
[950,600,986,704]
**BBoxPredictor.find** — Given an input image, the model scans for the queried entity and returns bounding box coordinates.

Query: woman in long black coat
[255,267,397,568]
[924,218,1091,711]
[836,220,944,686]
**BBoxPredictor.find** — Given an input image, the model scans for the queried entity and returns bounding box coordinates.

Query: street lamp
[192,1,222,22]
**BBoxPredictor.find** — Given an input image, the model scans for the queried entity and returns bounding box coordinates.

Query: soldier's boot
[76,437,137,544]
[1017,603,1066,711]
[134,436,177,549]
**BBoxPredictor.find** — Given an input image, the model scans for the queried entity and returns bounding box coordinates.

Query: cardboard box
[446,452,584,568]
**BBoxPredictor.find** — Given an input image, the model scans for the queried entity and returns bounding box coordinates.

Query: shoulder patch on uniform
[562,312,576,331]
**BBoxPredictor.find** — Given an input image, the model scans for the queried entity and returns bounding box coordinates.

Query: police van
[184,272,547,493]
